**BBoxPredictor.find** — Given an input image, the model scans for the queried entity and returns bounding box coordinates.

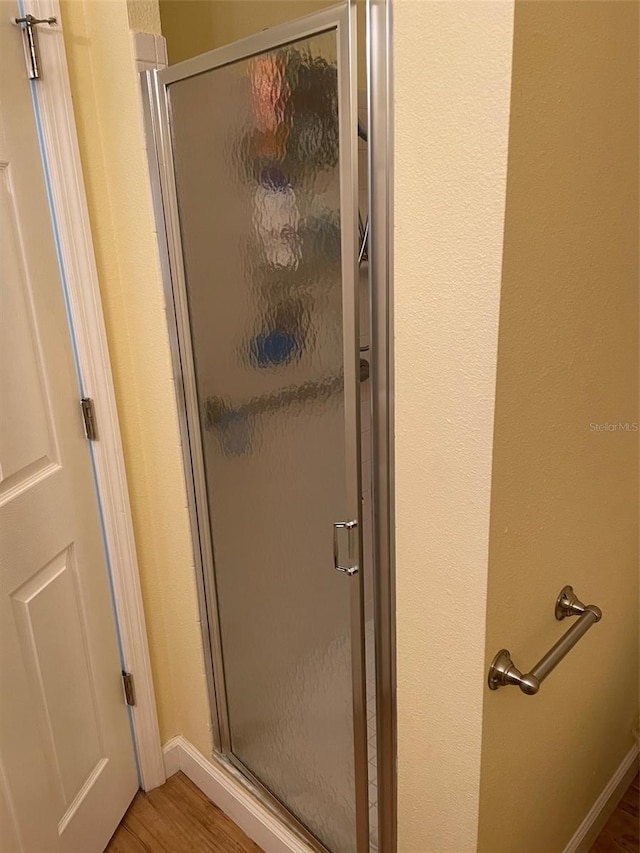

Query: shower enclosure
[142,3,393,851]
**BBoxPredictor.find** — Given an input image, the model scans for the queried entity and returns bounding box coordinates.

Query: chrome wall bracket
[488,585,602,695]
[555,584,588,620]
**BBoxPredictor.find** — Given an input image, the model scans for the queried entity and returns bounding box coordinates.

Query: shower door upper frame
[142,3,374,851]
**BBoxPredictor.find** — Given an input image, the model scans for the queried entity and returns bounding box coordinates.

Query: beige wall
[60,0,212,758]
[158,0,366,91]
[127,0,162,32]
[159,0,333,64]
[393,2,514,851]
[159,0,334,62]
[479,3,639,852]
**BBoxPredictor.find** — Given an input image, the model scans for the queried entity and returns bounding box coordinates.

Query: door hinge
[121,671,136,706]
[13,14,57,80]
[80,397,98,441]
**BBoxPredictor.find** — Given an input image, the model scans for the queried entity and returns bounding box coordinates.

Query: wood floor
[106,769,638,853]
[590,773,639,853]
[105,772,264,853]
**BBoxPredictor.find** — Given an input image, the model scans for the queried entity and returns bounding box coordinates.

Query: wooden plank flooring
[105,772,264,853]
[590,773,639,853]
[107,769,638,852]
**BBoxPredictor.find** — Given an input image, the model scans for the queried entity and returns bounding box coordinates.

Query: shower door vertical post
[339,3,370,851]
[368,1,397,850]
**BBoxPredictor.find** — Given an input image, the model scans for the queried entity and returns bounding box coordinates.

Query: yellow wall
[159,0,334,63]
[479,2,639,851]
[127,0,162,32]
[158,0,366,91]
[393,2,515,850]
[60,0,212,758]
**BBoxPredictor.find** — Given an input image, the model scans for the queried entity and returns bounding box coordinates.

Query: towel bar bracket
[555,584,588,620]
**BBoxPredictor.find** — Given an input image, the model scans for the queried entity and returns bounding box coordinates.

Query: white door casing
[0,3,138,850]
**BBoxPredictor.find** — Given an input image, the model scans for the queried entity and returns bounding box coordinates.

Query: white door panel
[0,4,138,851]
[0,758,22,853]
[0,162,59,497]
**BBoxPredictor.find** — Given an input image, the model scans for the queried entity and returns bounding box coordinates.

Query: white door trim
[19,0,165,790]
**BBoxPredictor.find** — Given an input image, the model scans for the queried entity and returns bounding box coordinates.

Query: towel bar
[488,586,602,695]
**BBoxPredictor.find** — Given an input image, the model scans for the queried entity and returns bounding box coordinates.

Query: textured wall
[393,2,514,850]
[159,0,333,63]
[127,0,162,33]
[479,2,639,851]
[60,0,212,758]
[158,0,367,88]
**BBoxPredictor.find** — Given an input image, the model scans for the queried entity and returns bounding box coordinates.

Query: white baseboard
[162,736,313,853]
[163,737,181,778]
[563,741,639,853]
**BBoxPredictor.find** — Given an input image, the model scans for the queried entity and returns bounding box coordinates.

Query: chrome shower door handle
[333,520,358,575]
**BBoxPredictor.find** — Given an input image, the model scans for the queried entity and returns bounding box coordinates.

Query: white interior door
[0,6,138,852]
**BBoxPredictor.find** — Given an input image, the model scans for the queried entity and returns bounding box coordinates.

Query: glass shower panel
[167,30,357,853]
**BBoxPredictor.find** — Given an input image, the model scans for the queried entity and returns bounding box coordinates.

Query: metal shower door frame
[141,4,371,851]
[367,1,396,850]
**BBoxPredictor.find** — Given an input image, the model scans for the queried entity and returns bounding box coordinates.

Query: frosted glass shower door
[147,6,368,852]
